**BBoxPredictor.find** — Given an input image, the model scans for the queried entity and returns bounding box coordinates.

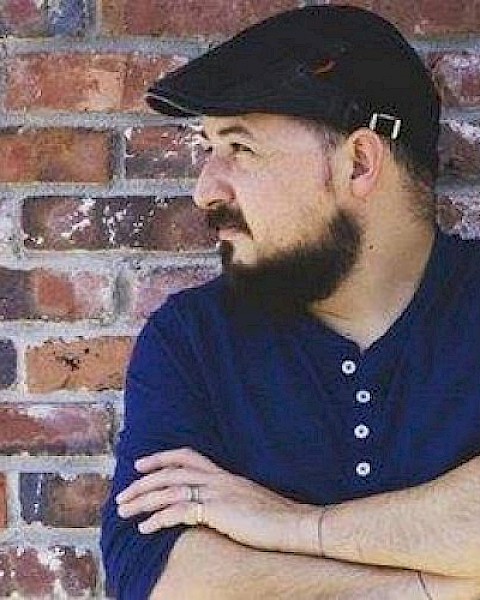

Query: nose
[193,155,235,211]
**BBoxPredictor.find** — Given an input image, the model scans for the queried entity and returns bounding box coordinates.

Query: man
[101,6,480,599]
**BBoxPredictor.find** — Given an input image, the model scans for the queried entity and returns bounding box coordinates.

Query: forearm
[322,456,480,577]
[150,528,480,600]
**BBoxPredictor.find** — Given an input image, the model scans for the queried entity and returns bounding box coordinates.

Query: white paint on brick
[60,217,91,239]
[445,119,480,142]
[78,198,96,216]
[124,127,133,141]
[37,546,64,571]
[59,472,78,482]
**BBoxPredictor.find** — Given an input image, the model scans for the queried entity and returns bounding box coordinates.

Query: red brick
[25,337,134,393]
[0,405,112,455]
[428,52,480,108]
[22,196,215,251]
[0,267,112,321]
[126,125,205,179]
[0,475,7,528]
[0,0,47,37]
[101,0,298,37]
[0,129,112,184]
[0,546,97,598]
[30,270,112,321]
[21,473,111,527]
[6,54,188,113]
[329,0,480,36]
[437,192,480,239]
[438,120,480,181]
[132,265,220,319]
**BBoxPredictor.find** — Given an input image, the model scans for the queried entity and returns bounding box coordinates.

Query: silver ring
[188,484,201,503]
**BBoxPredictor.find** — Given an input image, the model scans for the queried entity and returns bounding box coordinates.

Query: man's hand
[116,446,322,555]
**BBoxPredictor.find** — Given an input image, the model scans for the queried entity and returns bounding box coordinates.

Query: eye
[231,142,253,154]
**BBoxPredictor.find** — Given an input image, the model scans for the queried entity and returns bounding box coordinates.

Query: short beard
[222,209,363,321]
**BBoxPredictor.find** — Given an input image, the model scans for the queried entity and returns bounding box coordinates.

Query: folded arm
[150,527,480,600]
[322,455,480,578]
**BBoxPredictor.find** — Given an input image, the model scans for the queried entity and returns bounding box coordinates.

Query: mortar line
[0,180,195,198]
[4,37,205,57]
[6,471,21,528]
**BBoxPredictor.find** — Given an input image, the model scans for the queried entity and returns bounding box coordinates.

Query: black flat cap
[146,5,440,178]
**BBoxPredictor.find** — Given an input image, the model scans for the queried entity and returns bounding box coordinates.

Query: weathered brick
[21,473,111,527]
[23,196,215,251]
[0,546,97,598]
[0,0,85,36]
[0,269,29,320]
[437,192,480,240]
[25,337,134,393]
[124,55,190,111]
[0,404,112,455]
[329,0,480,36]
[47,0,85,36]
[0,340,17,389]
[0,474,7,528]
[6,54,187,113]
[131,265,220,319]
[0,0,47,37]
[101,0,298,37]
[0,267,112,321]
[438,120,480,181]
[0,128,112,184]
[428,52,480,108]
[125,125,205,179]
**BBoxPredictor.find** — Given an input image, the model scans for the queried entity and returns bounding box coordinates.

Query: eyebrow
[199,125,256,141]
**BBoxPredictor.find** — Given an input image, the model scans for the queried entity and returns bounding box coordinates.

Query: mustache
[207,206,250,233]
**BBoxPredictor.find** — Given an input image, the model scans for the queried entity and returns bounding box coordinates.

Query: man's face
[194,113,363,316]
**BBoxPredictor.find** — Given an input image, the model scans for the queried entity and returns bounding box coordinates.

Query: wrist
[292,504,326,556]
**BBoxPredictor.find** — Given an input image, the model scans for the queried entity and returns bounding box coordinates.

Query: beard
[216,208,363,320]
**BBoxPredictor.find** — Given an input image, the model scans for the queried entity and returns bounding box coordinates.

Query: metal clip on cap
[369,112,402,140]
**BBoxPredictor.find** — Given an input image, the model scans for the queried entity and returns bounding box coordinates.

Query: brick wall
[0,0,479,597]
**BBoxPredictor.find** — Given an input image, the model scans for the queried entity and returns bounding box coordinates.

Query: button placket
[355,390,371,404]
[341,359,357,376]
[354,423,370,439]
[356,461,371,477]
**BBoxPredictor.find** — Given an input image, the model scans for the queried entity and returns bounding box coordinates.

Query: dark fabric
[101,228,480,599]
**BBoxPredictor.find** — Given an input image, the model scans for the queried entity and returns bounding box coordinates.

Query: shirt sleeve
[100,297,222,600]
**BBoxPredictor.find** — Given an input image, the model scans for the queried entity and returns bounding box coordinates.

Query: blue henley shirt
[101,227,480,599]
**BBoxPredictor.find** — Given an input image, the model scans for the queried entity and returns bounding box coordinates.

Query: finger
[135,447,222,474]
[116,468,210,504]
[118,485,194,518]
[138,501,207,534]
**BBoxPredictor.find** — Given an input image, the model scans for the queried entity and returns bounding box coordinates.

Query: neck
[309,219,436,351]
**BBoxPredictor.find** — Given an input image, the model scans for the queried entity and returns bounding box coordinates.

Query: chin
[220,239,258,269]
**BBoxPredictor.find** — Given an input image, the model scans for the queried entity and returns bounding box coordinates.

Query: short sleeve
[100,298,222,600]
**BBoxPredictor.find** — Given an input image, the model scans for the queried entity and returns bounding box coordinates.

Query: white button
[356,462,371,477]
[354,424,370,439]
[356,390,371,403]
[341,360,357,375]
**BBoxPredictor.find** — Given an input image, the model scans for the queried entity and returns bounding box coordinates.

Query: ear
[346,128,385,199]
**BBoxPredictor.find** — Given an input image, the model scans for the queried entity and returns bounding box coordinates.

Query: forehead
[202,113,313,143]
